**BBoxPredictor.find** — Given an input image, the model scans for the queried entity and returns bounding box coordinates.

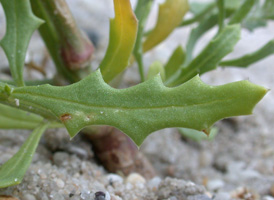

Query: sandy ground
[0,0,274,199]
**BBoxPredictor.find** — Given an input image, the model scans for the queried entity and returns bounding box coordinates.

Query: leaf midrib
[13,90,238,111]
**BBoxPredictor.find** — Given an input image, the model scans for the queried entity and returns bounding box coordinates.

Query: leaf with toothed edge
[0,0,44,86]
[0,70,267,146]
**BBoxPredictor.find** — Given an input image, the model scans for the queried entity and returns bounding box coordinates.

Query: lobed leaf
[0,124,48,188]
[0,70,267,146]
[220,40,274,67]
[167,25,241,86]
[0,0,44,86]
[99,0,138,83]
[143,0,189,52]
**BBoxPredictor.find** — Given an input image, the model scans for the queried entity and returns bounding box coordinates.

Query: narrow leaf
[0,0,44,86]
[185,14,218,63]
[143,0,189,52]
[99,0,138,83]
[220,40,274,67]
[228,0,256,25]
[169,25,241,86]
[164,46,185,79]
[179,2,215,27]
[242,0,273,31]
[263,0,274,20]
[0,103,43,129]
[0,124,48,188]
[0,70,267,146]
[0,103,63,129]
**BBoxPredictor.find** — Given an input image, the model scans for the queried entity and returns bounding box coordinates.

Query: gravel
[1,0,274,199]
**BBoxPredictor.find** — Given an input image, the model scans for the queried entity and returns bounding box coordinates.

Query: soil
[0,0,274,200]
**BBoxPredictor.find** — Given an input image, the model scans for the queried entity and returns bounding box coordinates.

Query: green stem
[217,0,225,34]
[179,2,216,27]
[30,0,93,83]
[228,0,256,25]
[133,0,153,82]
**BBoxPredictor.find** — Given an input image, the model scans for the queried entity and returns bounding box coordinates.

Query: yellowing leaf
[99,0,138,83]
[143,0,189,52]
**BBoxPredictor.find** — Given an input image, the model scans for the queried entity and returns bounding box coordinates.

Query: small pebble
[110,195,122,200]
[53,152,69,166]
[126,173,146,185]
[207,179,224,191]
[107,174,123,185]
[262,196,274,200]
[94,191,110,200]
[21,194,36,200]
[147,177,162,191]
[55,178,65,188]
[187,194,212,200]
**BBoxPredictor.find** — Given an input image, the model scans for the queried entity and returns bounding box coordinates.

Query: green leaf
[167,25,241,86]
[217,0,225,33]
[164,46,185,79]
[0,70,267,146]
[143,0,189,52]
[185,14,219,63]
[179,2,215,27]
[263,0,274,20]
[228,0,256,25]
[0,124,48,188]
[220,40,274,67]
[146,61,165,81]
[179,127,218,142]
[0,103,43,129]
[224,0,241,12]
[188,1,215,15]
[99,0,138,83]
[0,103,63,129]
[0,0,44,87]
[133,0,153,82]
[242,0,273,31]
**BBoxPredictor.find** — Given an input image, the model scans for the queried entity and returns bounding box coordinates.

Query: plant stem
[179,2,216,27]
[133,0,153,82]
[30,0,94,83]
[83,126,156,179]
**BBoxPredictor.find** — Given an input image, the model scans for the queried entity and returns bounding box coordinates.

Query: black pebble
[95,191,106,200]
